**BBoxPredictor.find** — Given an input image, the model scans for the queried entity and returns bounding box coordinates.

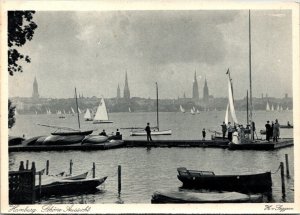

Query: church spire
[203,76,209,104]
[32,76,39,99]
[192,70,199,100]
[123,71,130,99]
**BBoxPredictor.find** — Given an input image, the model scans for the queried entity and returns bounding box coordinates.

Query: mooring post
[38,171,42,202]
[118,165,121,195]
[46,160,49,175]
[26,160,29,170]
[285,154,290,178]
[280,162,286,200]
[70,159,73,175]
[19,161,25,171]
[31,162,36,203]
[92,162,95,178]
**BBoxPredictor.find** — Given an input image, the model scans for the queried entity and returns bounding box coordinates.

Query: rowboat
[177,167,272,193]
[51,130,93,136]
[130,129,172,136]
[151,190,263,203]
[82,135,109,144]
[280,125,293,129]
[8,136,25,146]
[36,177,107,198]
[42,135,85,145]
[63,172,89,180]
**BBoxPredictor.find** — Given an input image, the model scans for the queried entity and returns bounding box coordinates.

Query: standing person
[145,122,152,142]
[227,122,233,142]
[221,122,227,139]
[270,121,274,139]
[273,119,280,142]
[265,121,271,141]
[202,128,206,140]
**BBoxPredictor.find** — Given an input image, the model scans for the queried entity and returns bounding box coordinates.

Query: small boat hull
[51,130,93,136]
[177,167,272,193]
[42,135,85,145]
[82,135,109,144]
[93,120,114,124]
[280,125,293,129]
[63,172,89,180]
[130,129,172,136]
[36,177,107,198]
[151,190,263,203]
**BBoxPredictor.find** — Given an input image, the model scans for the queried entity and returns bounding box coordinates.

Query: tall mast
[249,10,253,140]
[156,82,159,131]
[75,87,81,129]
[246,90,249,125]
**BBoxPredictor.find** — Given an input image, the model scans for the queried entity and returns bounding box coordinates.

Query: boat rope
[271,164,281,174]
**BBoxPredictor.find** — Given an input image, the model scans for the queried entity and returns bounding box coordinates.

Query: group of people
[221,121,255,142]
[265,119,280,142]
[221,121,236,141]
[99,129,121,136]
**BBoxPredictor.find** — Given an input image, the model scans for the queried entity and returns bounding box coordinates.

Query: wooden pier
[8,138,293,152]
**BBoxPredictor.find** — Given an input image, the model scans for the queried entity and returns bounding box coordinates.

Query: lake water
[9,111,294,203]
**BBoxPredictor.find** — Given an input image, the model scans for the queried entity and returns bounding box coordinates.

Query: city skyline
[8,10,293,99]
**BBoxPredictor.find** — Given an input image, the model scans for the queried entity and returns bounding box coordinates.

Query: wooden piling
[46,160,49,175]
[19,161,25,171]
[31,162,36,171]
[70,159,73,175]
[26,160,29,170]
[285,154,290,178]
[92,162,95,178]
[38,171,42,202]
[280,162,286,200]
[118,165,121,195]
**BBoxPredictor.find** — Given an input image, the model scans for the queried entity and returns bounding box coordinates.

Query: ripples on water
[9,111,294,203]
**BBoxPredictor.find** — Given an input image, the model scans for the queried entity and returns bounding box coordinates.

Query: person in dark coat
[265,121,271,141]
[227,122,233,142]
[99,129,107,136]
[202,128,206,140]
[145,122,152,142]
[270,121,274,139]
[221,122,227,139]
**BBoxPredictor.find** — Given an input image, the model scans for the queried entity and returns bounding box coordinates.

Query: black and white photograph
[1,0,299,213]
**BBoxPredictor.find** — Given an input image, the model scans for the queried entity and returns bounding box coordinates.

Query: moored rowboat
[151,190,263,203]
[177,167,272,193]
[35,177,107,198]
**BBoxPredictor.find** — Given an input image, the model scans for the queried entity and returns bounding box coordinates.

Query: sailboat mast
[249,10,253,140]
[75,87,81,129]
[156,82,159,131]
[246,90,249,125]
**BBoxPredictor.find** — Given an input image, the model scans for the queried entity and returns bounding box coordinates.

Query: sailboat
[191,109,196,115]
[129,107,132,113]
[84,108,93,121]
[266,102,270,111]
[196,109,200,114]
[180,105,185,113]
[276,104,280,111]
[271,104,274,111]
[71,107,75,114]
[93,97,113,123]
[130,83,172,136]
[78,108,82,114]
[225,69,239,125]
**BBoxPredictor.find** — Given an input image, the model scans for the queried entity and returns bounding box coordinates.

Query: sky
[8,10,293,99]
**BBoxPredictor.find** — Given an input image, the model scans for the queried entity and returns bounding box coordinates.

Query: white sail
[276,104,280,111]
[84,108,92,120]
[225,103,229,124]
[227,76,238,124]
[191,109,195,115]
[266,102,270,111]
[35,111,37,115]
[71,107,75,114]
[196,109,200,114]
[93,98,111,122]
[180,105,185,113]
[193,106,196,112]
[286,106,289,111]
[129,107,131,112]
[271,104,274,111]
[63,109,66,114]
[78,108,82,114]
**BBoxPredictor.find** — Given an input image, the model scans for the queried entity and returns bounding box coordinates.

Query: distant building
[32,76,39,99]
[203,77,209,104]
[117,83,121,99]
[192,71,199,101]
[123,72,130,99]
